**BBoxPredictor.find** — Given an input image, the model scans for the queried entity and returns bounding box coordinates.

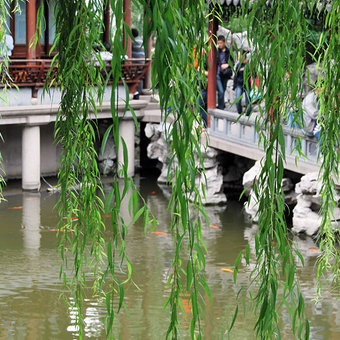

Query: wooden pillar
[103,1,110,45]
[26,0,37,59]
[123,0,132,58]
[145,36,152,89]
[207,15,218,127]
[44,0,49,56]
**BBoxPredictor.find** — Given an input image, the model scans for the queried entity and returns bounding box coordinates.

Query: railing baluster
[208,109,319,172]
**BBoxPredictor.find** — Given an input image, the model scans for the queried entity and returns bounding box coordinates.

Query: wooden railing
[1,58,150,92]
[1,59,55,87]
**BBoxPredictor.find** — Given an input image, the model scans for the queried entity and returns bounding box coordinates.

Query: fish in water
[209,224,221,230]
[151,231,169,236]
[221,268,234,273]
[51,228,71,233]
[9,206,23,210]
[310,248,318,252]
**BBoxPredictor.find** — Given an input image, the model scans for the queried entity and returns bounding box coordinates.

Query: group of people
[199,34,253,127]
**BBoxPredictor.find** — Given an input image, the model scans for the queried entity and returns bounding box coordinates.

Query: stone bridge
[208,109,319,175]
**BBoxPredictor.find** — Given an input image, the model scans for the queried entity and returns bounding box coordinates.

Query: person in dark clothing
[132,28,145,99]
[233,51,251,116]
[217,35,233,110]
[132,28,145,59]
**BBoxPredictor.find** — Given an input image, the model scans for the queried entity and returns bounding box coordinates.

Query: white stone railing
[208,109,320,174]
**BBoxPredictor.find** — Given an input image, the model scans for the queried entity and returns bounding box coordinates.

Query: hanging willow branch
[243,0,310,336]
[315,0,340,296]
[38,0,338,339]
[231,0,339,338]
[142,1,211,338]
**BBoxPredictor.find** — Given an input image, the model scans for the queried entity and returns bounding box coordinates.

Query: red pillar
[123,0,132,58]
[145,35,152,89]
[207,15,218,127]
[26,0,37,59]
[103,1,110,45]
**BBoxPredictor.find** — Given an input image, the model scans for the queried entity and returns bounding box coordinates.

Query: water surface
[0,178,339,339]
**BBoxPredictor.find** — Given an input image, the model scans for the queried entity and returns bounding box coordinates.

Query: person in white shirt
[0,25,14,58]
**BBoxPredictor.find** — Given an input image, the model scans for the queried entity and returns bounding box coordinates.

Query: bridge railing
[208,109,319,167]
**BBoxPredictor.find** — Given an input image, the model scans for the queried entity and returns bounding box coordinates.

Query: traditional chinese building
[0,0,151,190]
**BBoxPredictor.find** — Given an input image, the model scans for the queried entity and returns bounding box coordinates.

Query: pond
[0,177,339,339]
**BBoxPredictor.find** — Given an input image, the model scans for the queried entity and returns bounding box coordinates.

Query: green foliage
[224,14,249,33]
[131,0,143,35]
[229,0,340,338]
[13,0,339,339]
[315,0,340,298]
[142,0,210,337]
[45,0,156,338]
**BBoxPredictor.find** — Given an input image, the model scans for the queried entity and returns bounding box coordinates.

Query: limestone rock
[244,190,259,223]
[145,123,227,204]
[99,159,115,176]
[292,212,321,237]
[285,191,298,206]
[282,178,294,192]
[224,79,234,106]
[98,120,116,175]
[242,160,262,195]
[295,172,319,195]
[216,26,232,45]
[198,146,220,170]
[147,137,169,163]
[292,173,340,235]
[232,31,252,52]
[196,166,227,205]
[145,123,164,141]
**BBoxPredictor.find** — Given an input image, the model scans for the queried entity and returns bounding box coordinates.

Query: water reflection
[22,192,41,251]
[0,178,339,339]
